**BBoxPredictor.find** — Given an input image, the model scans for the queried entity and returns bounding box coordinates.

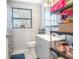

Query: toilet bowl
[27,41,37,59]
[27,41,36,48]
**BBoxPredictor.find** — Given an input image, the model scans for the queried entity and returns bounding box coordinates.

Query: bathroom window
[12,7,32,28]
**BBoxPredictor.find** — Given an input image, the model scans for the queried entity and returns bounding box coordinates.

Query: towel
[10,53,25,59]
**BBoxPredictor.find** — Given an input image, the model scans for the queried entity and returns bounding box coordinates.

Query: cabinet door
[35,36,50,59]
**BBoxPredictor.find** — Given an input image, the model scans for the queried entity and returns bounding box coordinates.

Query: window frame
[12,7,32,28]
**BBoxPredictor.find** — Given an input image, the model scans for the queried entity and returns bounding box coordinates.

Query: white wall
[7,1,41,50]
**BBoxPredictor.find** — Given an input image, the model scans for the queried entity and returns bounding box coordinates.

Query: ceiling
[10,0,43,4]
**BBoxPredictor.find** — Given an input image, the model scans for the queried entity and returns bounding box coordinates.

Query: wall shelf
[50,31,73,35]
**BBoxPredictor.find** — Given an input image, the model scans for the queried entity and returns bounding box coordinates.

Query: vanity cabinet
[35,34,60,59]
[35,34,51,59]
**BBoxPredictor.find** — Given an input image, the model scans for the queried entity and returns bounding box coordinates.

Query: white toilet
[27,41,37,59]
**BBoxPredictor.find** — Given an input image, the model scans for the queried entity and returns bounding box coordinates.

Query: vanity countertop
[36,34,64,42]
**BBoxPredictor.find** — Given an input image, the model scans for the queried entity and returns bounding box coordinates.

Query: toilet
[27,41,37,59]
